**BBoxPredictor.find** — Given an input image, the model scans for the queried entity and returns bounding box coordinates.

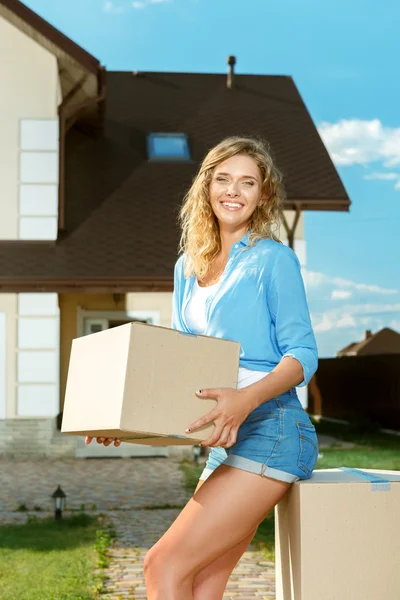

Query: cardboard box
[62,322,240,445]
[275,467,400,600]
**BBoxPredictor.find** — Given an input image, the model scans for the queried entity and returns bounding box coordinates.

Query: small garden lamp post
[192,444,201,465]
[51,485,66,520]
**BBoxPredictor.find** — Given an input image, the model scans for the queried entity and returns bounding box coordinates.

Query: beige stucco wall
[125,292,173,327]
[0,294,18,418]
[59,292,173,410]
[281,210,304,239]
[0,16,60,239]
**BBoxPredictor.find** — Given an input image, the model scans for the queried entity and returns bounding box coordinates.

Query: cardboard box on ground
[275,467,400,600]
[62,322,240,445]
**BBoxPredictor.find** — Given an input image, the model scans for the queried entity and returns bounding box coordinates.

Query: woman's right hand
[85,436,121,447]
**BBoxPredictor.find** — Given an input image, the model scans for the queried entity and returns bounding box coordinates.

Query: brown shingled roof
[0,71,350,292]
[337,328,400,357]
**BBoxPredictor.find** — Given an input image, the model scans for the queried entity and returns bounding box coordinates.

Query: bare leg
[191,478,256,599]
[143,464,291,600]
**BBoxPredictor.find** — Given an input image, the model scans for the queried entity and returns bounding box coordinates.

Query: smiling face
[209,154,264,232]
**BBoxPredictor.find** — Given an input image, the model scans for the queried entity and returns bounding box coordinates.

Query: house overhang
[0,278,174,294]
[285,198,350,212]
[0,0,103,108]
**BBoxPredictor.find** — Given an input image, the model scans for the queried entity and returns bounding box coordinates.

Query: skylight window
[147,133,191,161]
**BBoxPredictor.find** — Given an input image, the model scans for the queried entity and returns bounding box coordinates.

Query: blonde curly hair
[178,136,285,279]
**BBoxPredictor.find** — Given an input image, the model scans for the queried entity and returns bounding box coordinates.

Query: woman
[88,136,319,599]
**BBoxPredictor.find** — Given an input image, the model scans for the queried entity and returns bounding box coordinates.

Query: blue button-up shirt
[171,230,318,386]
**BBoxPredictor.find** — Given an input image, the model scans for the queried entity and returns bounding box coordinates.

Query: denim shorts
[199,388,319,484]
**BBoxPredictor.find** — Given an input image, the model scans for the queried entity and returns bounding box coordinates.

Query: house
[0,0,350,457]
[337,328,400,357]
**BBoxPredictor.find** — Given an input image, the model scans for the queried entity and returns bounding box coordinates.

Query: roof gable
[338,328,400,356]
[0,0,103,114]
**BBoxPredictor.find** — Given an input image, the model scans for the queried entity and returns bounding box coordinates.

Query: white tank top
[185,279,269,389]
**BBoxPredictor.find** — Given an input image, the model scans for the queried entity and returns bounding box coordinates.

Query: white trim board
[16,293,60,418]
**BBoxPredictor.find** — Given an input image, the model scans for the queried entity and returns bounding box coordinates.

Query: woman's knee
[143,545,164,577]
[143,548,152,576]
[144,543,190,582]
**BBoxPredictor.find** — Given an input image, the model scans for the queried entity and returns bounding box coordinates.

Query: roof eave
[0,0,100,74]
[284,199,351,212]
[0,277,174,294]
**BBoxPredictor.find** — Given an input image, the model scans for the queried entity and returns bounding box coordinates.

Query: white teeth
[222,202,243,208]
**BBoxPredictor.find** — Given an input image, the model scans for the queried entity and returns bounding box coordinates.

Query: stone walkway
[0,455,276,598]
[101,509,276,599]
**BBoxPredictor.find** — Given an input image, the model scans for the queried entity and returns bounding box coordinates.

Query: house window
[19,119,59,241]
[79,310,161,337]
[147,133,190,161]
[83,317,149,337]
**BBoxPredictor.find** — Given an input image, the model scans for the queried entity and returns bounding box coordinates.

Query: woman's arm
[239,355,305,412]
[189,355,305,445]
[240,245,318,411]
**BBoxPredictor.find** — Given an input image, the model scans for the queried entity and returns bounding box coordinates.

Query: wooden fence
[308,354,400,430]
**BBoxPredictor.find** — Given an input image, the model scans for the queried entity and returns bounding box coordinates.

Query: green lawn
[180,418,400,561]
[0,513,114,600]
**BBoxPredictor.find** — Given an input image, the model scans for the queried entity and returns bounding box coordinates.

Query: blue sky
[24,0,400,357]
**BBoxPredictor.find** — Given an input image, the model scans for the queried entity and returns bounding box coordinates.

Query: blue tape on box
[338,467,391,492]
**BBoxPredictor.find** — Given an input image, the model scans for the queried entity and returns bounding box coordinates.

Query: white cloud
[132,0,170,6]
[336,280,397,295]
[364,172,400,181]
[318,119,400,190]
[331,289,352,300]
[312,303,400,333]
[351,303,400,314]
[389,320,400,331]
[103,1,125,13]
[318,119,400,166]
[305,271,326,287]
[307,271,398,296]
[309,271,399,335]
[313,312,358,333]
[359,317,375,326]
[336,314,357,329]
[312,314,333,332]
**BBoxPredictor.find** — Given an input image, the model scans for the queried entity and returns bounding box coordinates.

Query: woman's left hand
[185,387,250,448]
